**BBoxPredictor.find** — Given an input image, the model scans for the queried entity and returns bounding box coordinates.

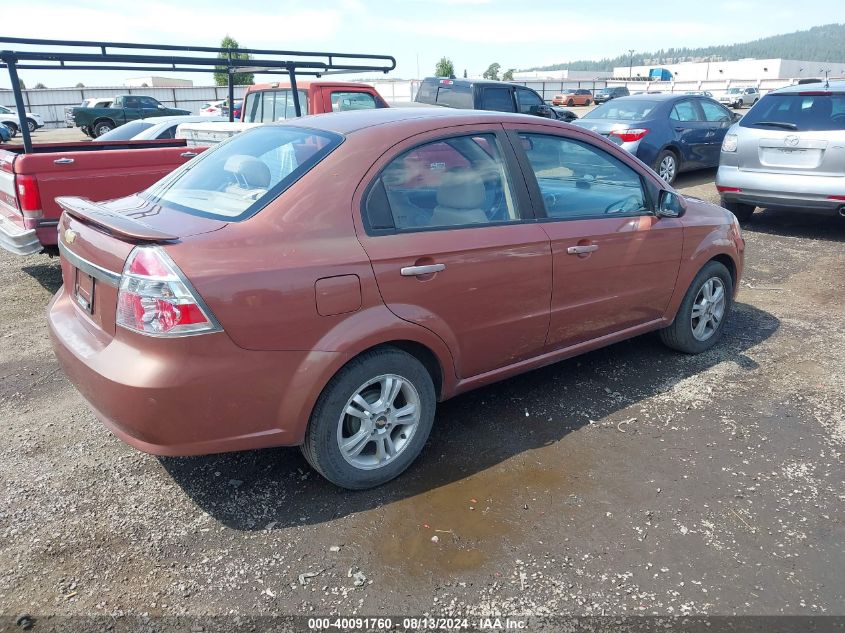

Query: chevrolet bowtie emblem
[64,229,77,244]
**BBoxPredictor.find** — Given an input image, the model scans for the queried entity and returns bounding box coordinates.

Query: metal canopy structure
[0,36,396,153]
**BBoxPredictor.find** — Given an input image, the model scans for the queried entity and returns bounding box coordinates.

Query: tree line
[434,58,516,81]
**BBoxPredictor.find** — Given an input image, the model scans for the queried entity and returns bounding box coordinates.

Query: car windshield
[739,93,845,132]
[583,100,659,121]
[96,121,154,141]
[727,88,742,94]
[140,125,343,221]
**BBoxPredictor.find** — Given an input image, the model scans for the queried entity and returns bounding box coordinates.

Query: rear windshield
[740,93,845,132]
[96,120,154,141]
[583,100,659,121]
[242,90,310,123]
[140,126,343,221]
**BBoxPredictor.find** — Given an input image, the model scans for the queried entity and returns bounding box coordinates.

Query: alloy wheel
[336,374,421,470]
[658,155,676,182]
[690,277,726,341]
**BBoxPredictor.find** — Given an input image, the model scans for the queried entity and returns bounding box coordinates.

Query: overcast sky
[3,0,842,89]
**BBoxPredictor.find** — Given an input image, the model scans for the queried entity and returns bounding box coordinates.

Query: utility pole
[629,49,635,79]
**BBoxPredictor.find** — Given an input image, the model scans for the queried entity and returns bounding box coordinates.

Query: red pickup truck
[0,139,205,255]
[241,81,388,121]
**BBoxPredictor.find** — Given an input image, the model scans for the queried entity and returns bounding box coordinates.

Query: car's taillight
[609,128,649,143]
[722,134,738,153]
[717,186,742,193]
[16,175,43,225]
[116,246,221,337]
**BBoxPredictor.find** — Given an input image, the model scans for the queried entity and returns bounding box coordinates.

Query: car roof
[770,80,845,94]
[138,115,226,124]
[277,106,565,136]
[604,93,688,102]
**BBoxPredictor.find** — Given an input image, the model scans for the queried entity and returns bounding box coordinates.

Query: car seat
[430,168,488,226]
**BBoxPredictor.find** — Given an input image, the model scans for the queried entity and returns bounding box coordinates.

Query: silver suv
[719,87,760,108]
[716,81,845,221]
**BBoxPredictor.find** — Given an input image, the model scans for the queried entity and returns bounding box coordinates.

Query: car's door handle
[400,264,446,276]
[54,157,74,165]
[567,245,599,255]
[180,151,198,158]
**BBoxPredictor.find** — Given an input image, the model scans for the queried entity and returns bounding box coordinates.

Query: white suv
[0,105,45,133]
[719,87,760,109]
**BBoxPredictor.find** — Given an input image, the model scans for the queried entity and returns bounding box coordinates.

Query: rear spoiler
[56,196,178,242]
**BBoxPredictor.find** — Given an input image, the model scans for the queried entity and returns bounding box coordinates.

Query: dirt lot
[0,135,843,625]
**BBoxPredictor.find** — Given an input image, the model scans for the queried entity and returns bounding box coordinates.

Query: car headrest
[223,155,271,189]
[436,168,485,209]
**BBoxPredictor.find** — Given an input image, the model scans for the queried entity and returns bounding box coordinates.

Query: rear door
[505,124,683,349]
[698,99,734,166]
[669,99,710,169]
[354,125,552,379]
[120,96,142,123]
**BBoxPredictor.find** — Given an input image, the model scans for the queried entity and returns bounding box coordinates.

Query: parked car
[0,137,208,256]
[48,108,744,489]
[0,105,45,133]
[594,87,630,104]
[573,94,740,184]
[685,90,714,98]
[552,89,593,107]
[96,116,227,141]
[66,97,114,128]
[200,100,229,116]
[0,123,10,143]
[242,81,389,122]
[716,81,845,221]
[72,95,191,138]
[232,101,243,119]
[0,113,18,137]
[415,77,577,122]
[719,87,760,109]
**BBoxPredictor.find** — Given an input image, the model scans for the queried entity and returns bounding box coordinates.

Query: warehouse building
[615,58,845,81]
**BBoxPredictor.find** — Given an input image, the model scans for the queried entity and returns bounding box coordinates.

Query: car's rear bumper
[0,210,42,255]
[717,165,845,214]
[48,287,343,456]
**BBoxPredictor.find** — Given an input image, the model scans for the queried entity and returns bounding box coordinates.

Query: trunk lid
[56,196,227,338]
[736,128,845,176]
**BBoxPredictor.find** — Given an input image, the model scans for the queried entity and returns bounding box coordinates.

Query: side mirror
[731,112,743,122]
[535,104,553,118]
[657,190,686,218]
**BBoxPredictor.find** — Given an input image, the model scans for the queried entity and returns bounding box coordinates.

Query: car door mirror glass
[657,190,686,218]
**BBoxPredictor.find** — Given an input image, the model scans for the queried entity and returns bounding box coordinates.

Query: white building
[513,69,612,81]
[124,76,194,88]
[612,58,845,81]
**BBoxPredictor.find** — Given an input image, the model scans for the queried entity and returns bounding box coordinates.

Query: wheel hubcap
[337,374,421,470]
[659,156,676,182]
[691,277,726,341]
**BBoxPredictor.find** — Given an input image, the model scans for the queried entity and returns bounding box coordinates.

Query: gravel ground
[0,163,843,627]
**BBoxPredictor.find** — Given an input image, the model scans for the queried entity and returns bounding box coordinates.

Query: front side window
[515,89,544,115]
[331,91,377,112]
[480,87,515,112]
[519,133,647,219]
[141,126,342,221]
[123,97,140,109]
[139,97,160,109]
[364,133,520,232]
[243,90,310,122]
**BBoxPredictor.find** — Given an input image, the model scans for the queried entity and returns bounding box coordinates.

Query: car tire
[26,118,37,133]
[92,120,114,137]
[301,347,436,490]
[585,99,591,106]
[654,149,679,185]
[5,122,18,137]
[659,260,733,354]
[722,200,755,222]
[567,99,575,107]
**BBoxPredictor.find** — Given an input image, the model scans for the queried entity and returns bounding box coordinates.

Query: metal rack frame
[0,36,396,152]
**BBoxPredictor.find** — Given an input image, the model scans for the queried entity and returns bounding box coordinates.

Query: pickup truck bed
[0,139,205,255]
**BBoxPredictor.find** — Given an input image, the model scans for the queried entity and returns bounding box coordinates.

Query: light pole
[629,49,635,79]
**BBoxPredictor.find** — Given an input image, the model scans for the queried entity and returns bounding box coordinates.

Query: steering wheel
[605,195,642,214]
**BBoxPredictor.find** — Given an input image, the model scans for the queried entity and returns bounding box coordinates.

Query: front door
[354,127,552,379]
[505,126,683,350]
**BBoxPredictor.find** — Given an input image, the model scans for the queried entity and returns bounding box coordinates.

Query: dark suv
[415,77,577,122]
[594,86,630,104]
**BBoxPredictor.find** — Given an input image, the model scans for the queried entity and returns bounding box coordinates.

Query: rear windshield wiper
[749,121,798,130]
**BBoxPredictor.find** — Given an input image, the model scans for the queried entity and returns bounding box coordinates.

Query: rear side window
[364,133,520,232]
[740,93,845,131]
[141,126,342,221]
[243,90,310,122]
[480,87,515,112]
[331,91,377,111]
[670,100,699,122]
[435,85,474,109]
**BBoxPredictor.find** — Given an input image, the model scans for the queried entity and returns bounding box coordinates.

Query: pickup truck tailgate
[0,151,41,255]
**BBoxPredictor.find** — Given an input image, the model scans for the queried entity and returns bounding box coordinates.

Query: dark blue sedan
[572,93,740,185]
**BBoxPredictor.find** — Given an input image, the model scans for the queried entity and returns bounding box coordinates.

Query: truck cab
[241,81,388,122]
